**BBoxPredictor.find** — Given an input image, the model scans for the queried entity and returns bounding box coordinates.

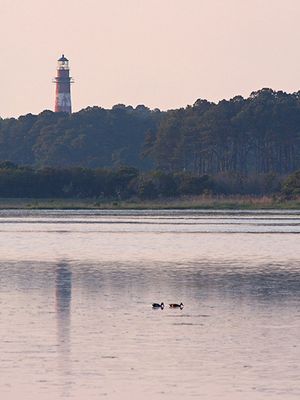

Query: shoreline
[0,196,299,210]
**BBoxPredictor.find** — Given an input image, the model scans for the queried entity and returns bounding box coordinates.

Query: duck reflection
[55,263,72,396]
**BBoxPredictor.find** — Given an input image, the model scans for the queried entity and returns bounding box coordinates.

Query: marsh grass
[0,195,299,210]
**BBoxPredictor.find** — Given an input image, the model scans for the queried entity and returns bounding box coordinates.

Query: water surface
[0,209,300,399]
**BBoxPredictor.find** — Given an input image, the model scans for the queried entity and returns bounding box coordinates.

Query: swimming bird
[169,302,184,309]
[152,302,164,309]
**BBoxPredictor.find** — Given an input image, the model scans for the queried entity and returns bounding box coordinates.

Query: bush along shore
[0,163,299,209]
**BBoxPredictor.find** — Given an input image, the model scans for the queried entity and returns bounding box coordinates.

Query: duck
[169,302,184,309]
[152,302,164,309]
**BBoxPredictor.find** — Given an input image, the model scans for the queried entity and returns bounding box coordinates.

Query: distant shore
[0,195,299,210]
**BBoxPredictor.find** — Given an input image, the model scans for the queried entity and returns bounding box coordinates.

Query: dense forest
[146,89,300,175]
[0,104,161,170]
[0,89,299,188]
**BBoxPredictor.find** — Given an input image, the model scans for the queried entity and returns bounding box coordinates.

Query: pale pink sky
[1,0,300,117]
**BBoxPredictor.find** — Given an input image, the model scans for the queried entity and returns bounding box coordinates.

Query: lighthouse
[54,54,73,114]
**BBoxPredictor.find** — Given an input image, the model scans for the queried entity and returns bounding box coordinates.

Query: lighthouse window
[58,61,69,70]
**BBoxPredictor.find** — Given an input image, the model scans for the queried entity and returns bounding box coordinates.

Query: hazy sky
[1,0,300,117]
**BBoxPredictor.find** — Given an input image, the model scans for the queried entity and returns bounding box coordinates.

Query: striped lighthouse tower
[54,54,73,114]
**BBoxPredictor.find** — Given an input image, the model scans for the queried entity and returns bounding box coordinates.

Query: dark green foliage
[0,164,214,199]
[0,161,18,169]
[175,173,212,195]
[281,170,300,198]
[0,106,162,170]
[0,89,299,182]
[212,172,282,195]
[132,171,179,199]
[129,171,213,199]
[147,89,300,175]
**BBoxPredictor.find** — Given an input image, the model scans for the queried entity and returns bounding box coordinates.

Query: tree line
[146,89,300,175]
[0,105,161,170]
[0,88,299,179]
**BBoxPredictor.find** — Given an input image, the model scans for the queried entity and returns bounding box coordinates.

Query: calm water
[0,209,300,399]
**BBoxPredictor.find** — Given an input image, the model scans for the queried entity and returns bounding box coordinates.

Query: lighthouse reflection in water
[55,263,72,397]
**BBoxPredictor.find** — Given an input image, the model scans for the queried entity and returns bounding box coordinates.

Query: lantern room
[57,54,69,70]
